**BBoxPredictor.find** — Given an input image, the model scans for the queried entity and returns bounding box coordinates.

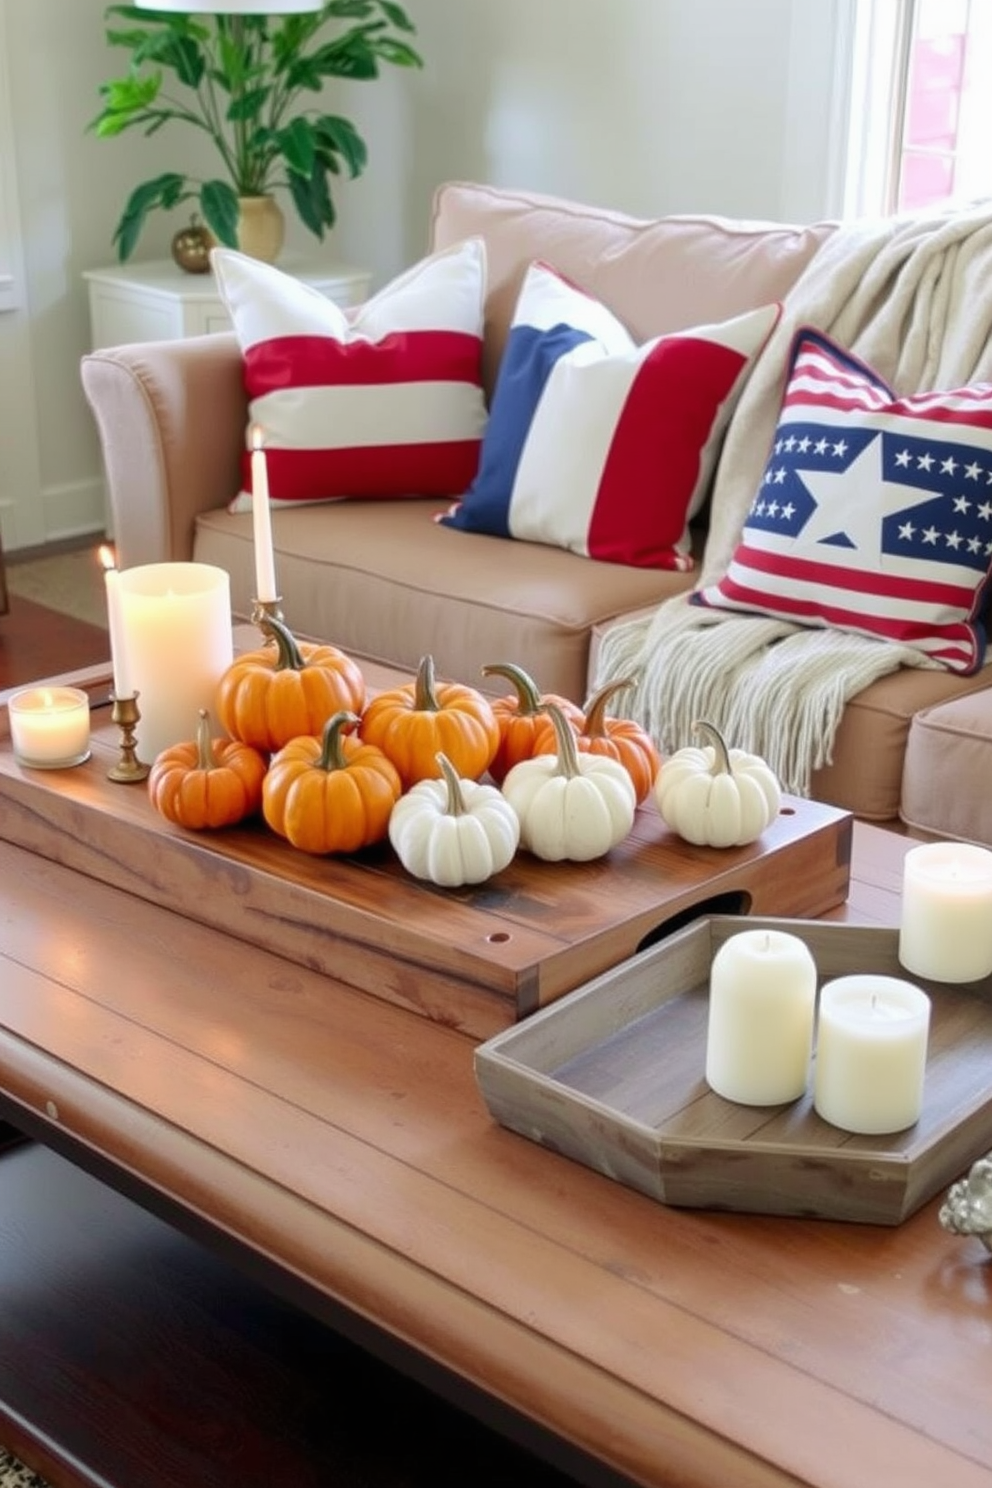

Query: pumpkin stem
[317,711,361,772]
[692,719,733,775]
[545,701,582,779]
[582,677,636,738]
[195,708,215,771]
[413,654,441,712]
[480,662,545,716]
[436,752,468,816]
[258,613,308,673]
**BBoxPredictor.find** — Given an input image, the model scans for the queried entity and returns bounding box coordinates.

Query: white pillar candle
[705,928,818,1105]
[898,841,992,983]
[250,424,278,604]
[99,545,133,698]
[117,562,233,764]
[813,975,931,1135]
[9,687,91,769]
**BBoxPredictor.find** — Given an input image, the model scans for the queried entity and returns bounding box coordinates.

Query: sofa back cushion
[430,181,837,396]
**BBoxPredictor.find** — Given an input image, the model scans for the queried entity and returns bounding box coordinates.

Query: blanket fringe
[595,604,933,797]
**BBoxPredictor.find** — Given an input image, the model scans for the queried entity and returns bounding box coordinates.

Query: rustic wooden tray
[0,665,852,1041]
[474,916,992,1224]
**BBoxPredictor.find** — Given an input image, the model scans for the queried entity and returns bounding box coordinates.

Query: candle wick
[871,993,877,1014]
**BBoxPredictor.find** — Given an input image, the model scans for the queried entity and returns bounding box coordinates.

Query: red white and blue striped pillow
[694,328,992,673]
[213,240,488,510]
[438,260,780,569]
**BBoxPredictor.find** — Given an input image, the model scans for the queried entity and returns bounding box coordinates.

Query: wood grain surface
[0,832,990,1488]
[476,916,992,1222]
[0,673,853,1039]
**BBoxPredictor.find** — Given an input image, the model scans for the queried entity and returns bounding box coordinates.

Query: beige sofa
[81,180,992,829]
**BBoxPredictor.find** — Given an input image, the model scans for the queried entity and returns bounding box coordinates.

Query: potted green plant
[90,2,422,262]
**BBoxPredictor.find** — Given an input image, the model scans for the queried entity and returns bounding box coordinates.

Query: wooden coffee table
[0,665,989,1488]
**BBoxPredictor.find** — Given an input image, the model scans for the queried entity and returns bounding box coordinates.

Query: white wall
[0,0,854,554]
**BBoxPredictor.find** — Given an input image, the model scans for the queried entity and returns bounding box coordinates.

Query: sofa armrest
[81,333,247,566]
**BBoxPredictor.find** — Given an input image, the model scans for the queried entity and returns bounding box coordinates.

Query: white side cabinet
[84,254,372,348]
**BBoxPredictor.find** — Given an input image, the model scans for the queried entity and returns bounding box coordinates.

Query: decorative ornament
[171,215,215,274]
[939,1154,992,1255]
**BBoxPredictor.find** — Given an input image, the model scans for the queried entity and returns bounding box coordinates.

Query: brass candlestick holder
[107,692,150,783]
[251,596,285,632]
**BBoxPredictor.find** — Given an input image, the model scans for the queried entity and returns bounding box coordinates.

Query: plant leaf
[287,160,335,240]
[313,115,367,178]
[371,37,422,68]
[226,84,270,123]
[278,117,317,179]
[200,180,240,248]
[303,34,381,82]
[324,1,376,17]
[376,2,418,35]
[112,171,188,261]
[156,34,207,91]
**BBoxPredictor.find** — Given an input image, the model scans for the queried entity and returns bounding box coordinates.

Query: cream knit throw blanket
[595,202,992,795]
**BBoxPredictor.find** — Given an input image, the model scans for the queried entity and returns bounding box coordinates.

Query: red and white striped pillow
[213,239,488,510]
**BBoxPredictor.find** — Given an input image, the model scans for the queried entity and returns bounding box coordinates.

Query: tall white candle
[813,975,931,1135]
[898,842,992,983]
[250,424,278,603]
[705,928,818,1105]
[117,562,233,763]
[9,686,91,769]
[99,545,133,698]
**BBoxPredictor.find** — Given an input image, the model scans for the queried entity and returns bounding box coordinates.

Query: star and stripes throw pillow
[694,328,992,673]
[438,260,780,569]
[214,239,488,510]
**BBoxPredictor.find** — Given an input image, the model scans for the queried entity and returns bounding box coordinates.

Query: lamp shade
[134,2,323,11]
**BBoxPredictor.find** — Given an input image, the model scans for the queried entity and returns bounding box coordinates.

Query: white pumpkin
[653,720,781,848]
[502,702,636,862]
[389,751,519,886]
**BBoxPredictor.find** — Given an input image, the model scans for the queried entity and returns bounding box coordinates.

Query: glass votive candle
[8,686,91,769]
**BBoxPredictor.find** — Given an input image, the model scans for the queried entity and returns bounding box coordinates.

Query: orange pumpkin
[216,614,365,754]
[481,661,584,784]
[359,654,500,789]
[262,711,402,855]
[532,678,661,804]
[148,709,267,829]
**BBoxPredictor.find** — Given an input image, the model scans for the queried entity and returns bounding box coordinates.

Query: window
[846,0,992,216]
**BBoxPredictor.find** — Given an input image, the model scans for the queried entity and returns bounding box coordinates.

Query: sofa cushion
[808,665,992,820]
[900,686,992,845]
[212,239,488,509]
[192,500,697,704]
[430,181,836,398]
[694,328,992,673]
[438,260,779,569]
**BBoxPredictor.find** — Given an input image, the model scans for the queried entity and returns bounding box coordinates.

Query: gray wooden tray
[474,916,992,1224]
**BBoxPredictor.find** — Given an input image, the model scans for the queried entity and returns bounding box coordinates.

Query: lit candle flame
[250,423,265,453]
[98,543,118,574]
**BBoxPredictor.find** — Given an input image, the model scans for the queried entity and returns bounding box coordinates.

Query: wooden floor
[0,596,108,691]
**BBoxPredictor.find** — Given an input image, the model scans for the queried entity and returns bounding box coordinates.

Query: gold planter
[236,195,285,264]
